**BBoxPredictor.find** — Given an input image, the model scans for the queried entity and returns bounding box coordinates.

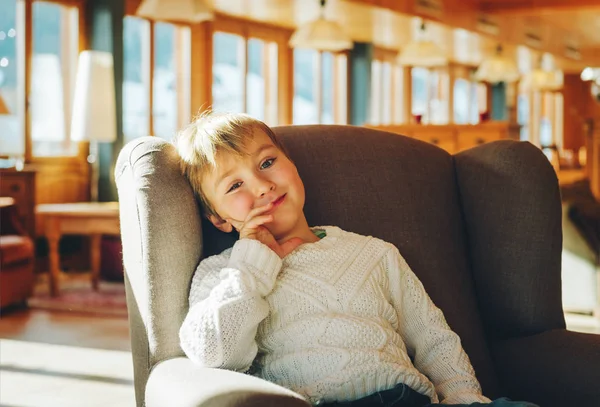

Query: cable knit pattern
[179,226,491,405]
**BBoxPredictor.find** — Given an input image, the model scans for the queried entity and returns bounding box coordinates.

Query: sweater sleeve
[384,246,491,405]
[179,238,282,372]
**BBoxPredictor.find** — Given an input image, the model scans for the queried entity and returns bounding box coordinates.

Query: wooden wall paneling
[403,66,412,123]
[279,36,293,125]
[562,74,587,151]
[190,21,213,115]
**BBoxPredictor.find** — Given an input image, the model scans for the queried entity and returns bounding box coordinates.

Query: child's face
[201,129,306,241]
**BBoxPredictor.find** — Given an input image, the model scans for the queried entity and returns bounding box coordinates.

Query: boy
[174,113,538,407]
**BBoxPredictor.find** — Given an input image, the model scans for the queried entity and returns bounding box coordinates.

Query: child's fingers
[244,214,273,230]
[245,202,274,221]
[226,218,243,231]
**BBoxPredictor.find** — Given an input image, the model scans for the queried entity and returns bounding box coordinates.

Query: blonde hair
[172,112,286,217]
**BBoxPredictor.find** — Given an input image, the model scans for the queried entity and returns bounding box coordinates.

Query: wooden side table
[36,202,120,296]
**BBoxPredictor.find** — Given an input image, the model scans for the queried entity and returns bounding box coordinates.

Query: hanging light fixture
[581,67,600,84]
[136,0,213,23]
[289,0,353,52]
[397,21,447,67]
[474,44,520,84]
[523,54,563,91]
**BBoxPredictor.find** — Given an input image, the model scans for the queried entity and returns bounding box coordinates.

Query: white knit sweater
[180,226,491,405]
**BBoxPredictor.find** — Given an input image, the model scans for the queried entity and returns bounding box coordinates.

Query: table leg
[90,234,101,291]
[47,221,61,297]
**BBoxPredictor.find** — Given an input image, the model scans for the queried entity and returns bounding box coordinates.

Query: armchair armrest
[146,357,310,407]
[492,329,600,407]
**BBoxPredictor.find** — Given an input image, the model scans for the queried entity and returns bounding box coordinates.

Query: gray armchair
[115,125,600,407]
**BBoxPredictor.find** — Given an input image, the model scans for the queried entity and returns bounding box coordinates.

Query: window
[123,17,150,143]
[412,67,449,124]
[123,18,190,142]
[212,32,278,124]
[293,48,347,125]
[517,80,530,141]
[369,51,404,126]
[153,22,190,140]
[453,78,470,124]
[0,0,22,157]
[31,1,79,156]
[539,91,563,148]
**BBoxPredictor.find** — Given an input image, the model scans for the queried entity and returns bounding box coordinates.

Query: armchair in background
[0,197,35,310]
[115,125,600,407]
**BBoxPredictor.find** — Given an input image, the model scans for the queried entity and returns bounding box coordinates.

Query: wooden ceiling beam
[480,0,600,15]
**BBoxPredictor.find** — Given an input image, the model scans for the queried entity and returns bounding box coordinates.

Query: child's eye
[227,182,242,193]
[260,158,275,170]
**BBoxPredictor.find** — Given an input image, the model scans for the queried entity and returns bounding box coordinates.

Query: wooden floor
[0,308,134,407]
[0,305,598,407]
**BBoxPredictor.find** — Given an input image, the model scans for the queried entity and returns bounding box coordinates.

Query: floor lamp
[70,51,117,202]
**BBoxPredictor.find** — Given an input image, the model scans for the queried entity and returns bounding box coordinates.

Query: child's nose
[255,177,275,197]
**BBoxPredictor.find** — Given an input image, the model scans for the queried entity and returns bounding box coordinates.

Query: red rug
[28,278,128,318]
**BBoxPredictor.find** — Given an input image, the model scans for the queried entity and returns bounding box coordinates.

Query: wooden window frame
[211,15,292,125]
[292,48,349,125]
[6,0,87,164]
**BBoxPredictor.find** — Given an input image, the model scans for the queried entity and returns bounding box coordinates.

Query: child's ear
[207,214,233,233]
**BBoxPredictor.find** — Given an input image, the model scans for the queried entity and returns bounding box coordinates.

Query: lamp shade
[397,40,447,67]
[289,17,352,52]
[523,69,563,91]
[136,0,213,23]
[581,67,600,83]
[70,51,117,143]
[474,48,520,84]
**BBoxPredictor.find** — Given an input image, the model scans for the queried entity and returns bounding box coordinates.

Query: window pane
[153,22,178,139]
[0,0,22,157]
[123,17,149,143]
[321,52,334,124]
[31,1,78,156]
[265,42,278,125]
[247,38,265,121]
[213,32,244,114]
[392,66,404,124]
[293,48,318,124]
[370,60,381,125]
[429,70,448,125]
[518,93,529,141]
[469,82,479,124]
[411,67,428,122]
[453,78,469,124]
[381,61,392,125]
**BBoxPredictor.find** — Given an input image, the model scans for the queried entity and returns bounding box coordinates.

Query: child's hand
[227,203,303,258]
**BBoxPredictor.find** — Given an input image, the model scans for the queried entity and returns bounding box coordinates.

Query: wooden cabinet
[0,169,36,238]
[367,122,521,155]
[412,130,456,154]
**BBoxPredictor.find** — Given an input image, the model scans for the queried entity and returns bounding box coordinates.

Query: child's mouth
[272,194,286,207]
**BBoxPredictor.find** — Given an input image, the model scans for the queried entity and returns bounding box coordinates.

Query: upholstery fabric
[454,141,565,339]
[115,125,600,407]
[0,235,34,266]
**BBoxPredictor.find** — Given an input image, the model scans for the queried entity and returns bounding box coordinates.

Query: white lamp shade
[136,0,213,23]
[581,67,600,83]
[70,51,117,143]
[523,69,563,91]
[397,40,447,67]
[474,55,520,84]
[289,17,353,52]
[31,54,65,142]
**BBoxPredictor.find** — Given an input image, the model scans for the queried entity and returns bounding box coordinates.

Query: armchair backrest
[116,125,564,406]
